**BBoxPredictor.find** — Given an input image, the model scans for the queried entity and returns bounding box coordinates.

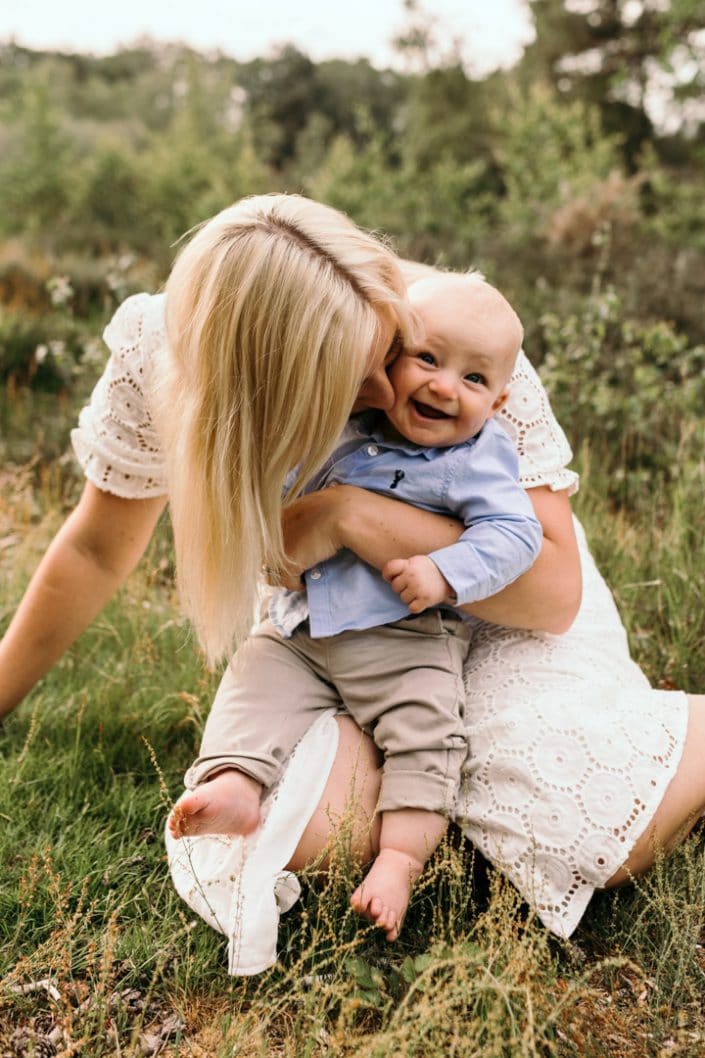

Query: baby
[170,273,542,940]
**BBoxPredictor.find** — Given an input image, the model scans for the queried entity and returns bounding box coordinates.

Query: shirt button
[309,569,322,580]
[367,444,379,456]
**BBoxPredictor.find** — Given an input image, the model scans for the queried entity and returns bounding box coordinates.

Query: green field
[1,391,704,1056]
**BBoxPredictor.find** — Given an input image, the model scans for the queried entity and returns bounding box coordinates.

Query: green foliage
[0,306,92,390]
[497,86,627,239]
[402,64,505,172]
[640,142,705,251]
[310,126,493,266]
[1,25,704,370]
[539,283,705,503]
[524,0,705,147]
[0,81,78,242]
[243,45,319,168]
[138,117,272,254]
[71,142,147,251]
[572,440,705,692]
[0,249,154,391]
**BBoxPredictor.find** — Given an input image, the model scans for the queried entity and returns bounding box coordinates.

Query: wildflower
[81,338,105,366]
[47,275,74,307]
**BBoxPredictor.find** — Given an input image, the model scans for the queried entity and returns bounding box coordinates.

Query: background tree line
[1,0,704,503]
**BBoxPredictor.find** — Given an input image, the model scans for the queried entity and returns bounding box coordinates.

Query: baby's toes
[168,809,184,837]
[376,904,396,933]
[351,887,374,919]
[385,918,400,942]
[370,902,398,941]
[368,896,384,922]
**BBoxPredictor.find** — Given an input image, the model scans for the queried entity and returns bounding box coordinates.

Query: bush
[0,306,103,391]
[310,128,494,266]
[538,284,705,503]
[497,87,629,244]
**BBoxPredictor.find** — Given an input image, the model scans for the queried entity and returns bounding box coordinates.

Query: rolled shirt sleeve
[428,423,543,605]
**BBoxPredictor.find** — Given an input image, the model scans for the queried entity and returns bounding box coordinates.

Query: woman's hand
[279,483,461,591]
[288,483,581,634]
[279,486,351,590]
[279,484,462,591]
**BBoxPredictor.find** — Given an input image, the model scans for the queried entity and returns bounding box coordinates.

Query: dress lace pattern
[457,520,686,935]
[71,294,168,498]
[73,294,688,960]
[499,355,579,496]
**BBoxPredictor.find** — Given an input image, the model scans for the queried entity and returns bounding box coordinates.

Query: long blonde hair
[155,193,412,665]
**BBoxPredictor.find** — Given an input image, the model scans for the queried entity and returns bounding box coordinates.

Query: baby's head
[385,272,522,448]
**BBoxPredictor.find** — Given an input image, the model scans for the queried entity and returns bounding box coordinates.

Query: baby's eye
[418,352,435,366]
[465,372,486,385]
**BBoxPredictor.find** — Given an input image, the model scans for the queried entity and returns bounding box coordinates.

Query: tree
[0,81,77,242]
[239,45,319,169]
[523,0,705,153]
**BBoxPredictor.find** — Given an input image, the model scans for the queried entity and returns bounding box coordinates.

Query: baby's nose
[428,372,457,398]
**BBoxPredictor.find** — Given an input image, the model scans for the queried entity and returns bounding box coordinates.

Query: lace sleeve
[497,350,579,496]
[71,293,168,499]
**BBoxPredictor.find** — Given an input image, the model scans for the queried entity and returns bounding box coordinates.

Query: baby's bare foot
[168,769,262,839]
[350,848,423,941]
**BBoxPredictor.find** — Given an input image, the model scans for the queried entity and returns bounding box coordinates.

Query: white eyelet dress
[71,294,688,972]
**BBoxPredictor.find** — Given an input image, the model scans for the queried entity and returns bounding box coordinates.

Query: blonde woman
[1,195,703,972]
[1,193,414,699]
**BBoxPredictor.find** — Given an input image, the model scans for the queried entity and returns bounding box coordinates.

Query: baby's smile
[411,399,452,421]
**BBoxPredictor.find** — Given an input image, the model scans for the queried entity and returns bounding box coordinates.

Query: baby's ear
[489,388,509,416]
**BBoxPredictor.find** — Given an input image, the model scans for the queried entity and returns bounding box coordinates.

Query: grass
[1,404,704,1056]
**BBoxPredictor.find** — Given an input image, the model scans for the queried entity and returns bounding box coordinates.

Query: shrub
[0,307,102,391]
[538,285,705,503]
[311,128,493,266]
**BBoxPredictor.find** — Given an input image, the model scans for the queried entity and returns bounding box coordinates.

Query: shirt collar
[351,411,479,460]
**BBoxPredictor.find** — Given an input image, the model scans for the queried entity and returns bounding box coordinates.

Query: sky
[0,0,535,78]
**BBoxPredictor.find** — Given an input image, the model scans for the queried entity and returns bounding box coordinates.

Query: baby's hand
[383,555,453,613]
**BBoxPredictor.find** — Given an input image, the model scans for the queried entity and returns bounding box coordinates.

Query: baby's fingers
[382,558,407,583]
[389,573,415,600]
[395,584,416,604]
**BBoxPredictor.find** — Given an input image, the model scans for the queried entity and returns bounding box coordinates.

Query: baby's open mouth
[412,400,451,420]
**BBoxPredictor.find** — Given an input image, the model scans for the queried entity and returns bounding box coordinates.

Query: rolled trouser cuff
[184,752,282,791]
[377,767,460,815]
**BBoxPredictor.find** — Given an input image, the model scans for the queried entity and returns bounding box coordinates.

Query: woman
[1,193,414,698]
[1,193,702,971]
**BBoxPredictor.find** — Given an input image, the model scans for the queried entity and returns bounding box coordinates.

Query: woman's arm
[460,486,581,632]
[280,484,581,635]
[0,483,166,718]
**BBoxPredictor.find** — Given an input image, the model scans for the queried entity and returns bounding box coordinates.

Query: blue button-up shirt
[270,413,542,638]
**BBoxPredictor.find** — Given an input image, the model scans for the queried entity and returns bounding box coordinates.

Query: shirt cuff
[427,544,522,606]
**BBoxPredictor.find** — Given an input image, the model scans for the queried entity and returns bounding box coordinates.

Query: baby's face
[385,275,522,448]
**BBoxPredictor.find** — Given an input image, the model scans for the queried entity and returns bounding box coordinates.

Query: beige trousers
[186,612,470,814]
